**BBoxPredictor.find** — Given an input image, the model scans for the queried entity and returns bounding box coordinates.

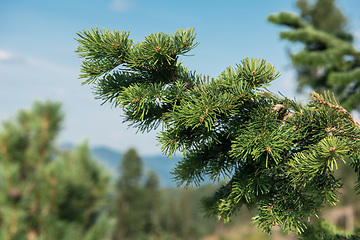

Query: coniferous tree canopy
[76,28,360,235]
[296,0,351,39]
[112,148,148,240]
[0,101,115,240]
[268,0,360,111]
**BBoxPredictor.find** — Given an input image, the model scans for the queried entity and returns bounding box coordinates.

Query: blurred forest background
[1,0,360,239]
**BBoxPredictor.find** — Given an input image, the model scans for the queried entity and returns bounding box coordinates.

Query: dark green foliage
[268,0,360,111]
[76,28,360,235]
[112,148,142,239]
[112,148,161,240]
[143,170,161,235]
[0,101,115,240]
[296,0,349,37]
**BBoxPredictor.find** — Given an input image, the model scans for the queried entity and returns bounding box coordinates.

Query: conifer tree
[76,28,360,237]
[112,148,163,240]
[143,170,160,236]
[112,148,146,240]
[268,0,360,111]
[296,0,351,39]
[0,101,115,240]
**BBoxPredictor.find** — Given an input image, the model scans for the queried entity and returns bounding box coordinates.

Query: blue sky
[1,0,359,155]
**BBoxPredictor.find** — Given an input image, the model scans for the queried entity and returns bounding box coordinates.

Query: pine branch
[77,27,360,236]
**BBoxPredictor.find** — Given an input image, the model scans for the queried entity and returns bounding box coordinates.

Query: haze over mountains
[58,144,179,187]
[91,146,182,187]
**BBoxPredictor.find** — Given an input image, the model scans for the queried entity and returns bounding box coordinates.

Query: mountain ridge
[90,146,181,187]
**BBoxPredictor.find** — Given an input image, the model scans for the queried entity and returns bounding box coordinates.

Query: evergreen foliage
[143,170,161,235]
[0,101,115,240]
[112,148,144,239]
[76,28,360,235]
[112,148,161,240]
[296,0,350,38]
[268,0,360,111]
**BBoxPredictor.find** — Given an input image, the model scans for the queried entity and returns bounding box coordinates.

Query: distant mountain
[91,146,122,174]
[90,146,181,187]
[141,154,182,187]
[60,143,182,187]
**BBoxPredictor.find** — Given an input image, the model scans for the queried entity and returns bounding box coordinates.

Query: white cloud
[0,50,12,60]
[0,49,24,64]
[109,0,136,12]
